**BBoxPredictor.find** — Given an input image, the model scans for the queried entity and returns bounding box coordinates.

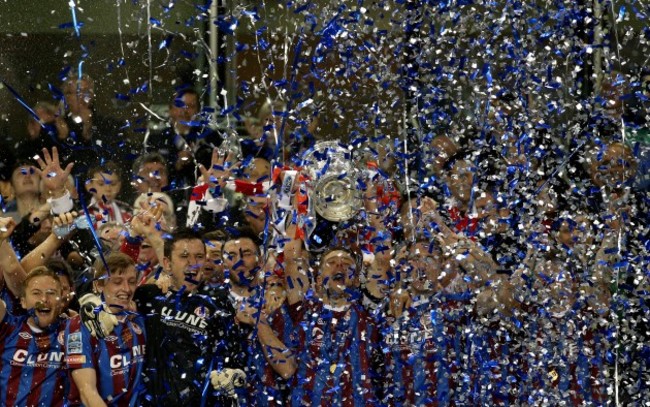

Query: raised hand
[129,205,164,239]
[35,147,74,197]
[0,217,17,242]
[198,148,239,190]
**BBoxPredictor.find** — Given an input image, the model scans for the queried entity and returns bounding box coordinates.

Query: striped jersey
[0,313,67,407]
[289,299,381,407]
[65,315,146,406]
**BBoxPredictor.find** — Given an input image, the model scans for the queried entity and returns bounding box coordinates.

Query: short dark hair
[164,228,205,259]
[45,259,73,285]
[132,152,168,177]
[86,161,122,181]
[203,229,228,242]
[171,88,199,107]
[319,246,362,274]
[223,226,262,252]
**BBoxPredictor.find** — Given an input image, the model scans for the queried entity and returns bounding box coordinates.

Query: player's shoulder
[135,284,164,301]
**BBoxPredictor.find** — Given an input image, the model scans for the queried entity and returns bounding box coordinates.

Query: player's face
[407,242,443,294]
[446,160,475,204]
[166,238,206,291]
[21,276,62,328]
[222,238,260,287]
[99,266,138,313]
[87,171,122,203]
[318,250,358,298]
[591,143,636,188]
[536,260,576,316]
[203,240,224,284]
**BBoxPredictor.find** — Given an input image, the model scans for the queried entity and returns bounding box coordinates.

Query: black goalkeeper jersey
[134,283,245,406]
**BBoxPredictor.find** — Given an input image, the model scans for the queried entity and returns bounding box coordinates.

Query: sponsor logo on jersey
[194,306,207,318]
[161,306,208,330]
[66,354,86,365]
[18,332,33,340]
[12,350,64,367]
[110,344,146,369]
[67,332,83,355]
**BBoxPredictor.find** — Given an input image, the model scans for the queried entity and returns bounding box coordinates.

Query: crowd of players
[0,71,648,406]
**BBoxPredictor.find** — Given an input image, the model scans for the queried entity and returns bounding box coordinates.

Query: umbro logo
[19,332,33,340]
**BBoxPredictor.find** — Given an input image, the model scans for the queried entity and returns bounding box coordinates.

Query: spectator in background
[85,161,132,225]
[144,88,222,189]
[131,153,170,195]
[14,101,68,161]
[59,73,134,178]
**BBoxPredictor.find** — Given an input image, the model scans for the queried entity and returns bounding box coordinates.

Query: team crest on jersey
[18,332,32,340]
[194,306,208,318]
[132,323,142,335]
[57,330,65,345]
[67,332,83,354]
[311,327,325,347]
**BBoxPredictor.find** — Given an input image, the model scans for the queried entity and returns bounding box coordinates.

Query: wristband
[48,190,73,215]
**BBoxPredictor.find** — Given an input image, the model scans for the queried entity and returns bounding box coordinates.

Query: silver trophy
[301,140,362,222]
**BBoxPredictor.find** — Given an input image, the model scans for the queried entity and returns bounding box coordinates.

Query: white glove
[210,368,246,396]
[79,294,118,339]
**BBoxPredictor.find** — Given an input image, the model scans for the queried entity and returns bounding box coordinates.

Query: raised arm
[235,304,297,379]
[20,212,77,273]
[0,217,26,298]
[35,147,75,207]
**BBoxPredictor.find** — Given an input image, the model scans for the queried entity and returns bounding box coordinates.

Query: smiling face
[96,266,138,313]
[21,274,62,329]
[164,238,206,292]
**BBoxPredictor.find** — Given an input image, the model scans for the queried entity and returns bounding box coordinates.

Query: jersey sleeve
[207,289,247,370]
[64,316,95,370]
[134,284,163,315]
[0,310,20,338]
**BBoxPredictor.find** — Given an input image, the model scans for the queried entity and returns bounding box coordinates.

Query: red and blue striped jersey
[289,299,380,407]
[237,298,295,407]
[65,315,147,407]
[382,296,453,406]
[0,313,67,407]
